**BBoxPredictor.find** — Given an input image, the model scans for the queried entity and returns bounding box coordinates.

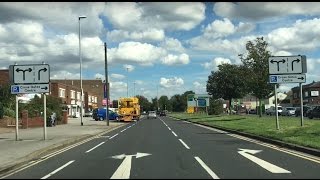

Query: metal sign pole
[300,83,304,126]
[15,95,19,141]
[44,93,47,140]
[275,84,279,130]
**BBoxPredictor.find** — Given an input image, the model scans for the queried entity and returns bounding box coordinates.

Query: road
[2,116,320,179]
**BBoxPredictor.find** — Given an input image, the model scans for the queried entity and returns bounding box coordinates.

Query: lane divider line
[120,129,126,133]
[85,142,105,153]
[40,160,75,179]
[179,139,190,149]
[168,127,171,131]
[194,157,220,179]
[109,133,119,139]
[171,131,178,137]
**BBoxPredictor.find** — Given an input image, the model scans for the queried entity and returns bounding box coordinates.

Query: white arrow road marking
[194,157,219,179]
[85,142,105,153]
[41,160,75,179]
[110,152,151,179]
[238,148,291,173]
[179,139,190,149]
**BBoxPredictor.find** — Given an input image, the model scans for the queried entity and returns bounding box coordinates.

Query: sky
[1,2,320,101]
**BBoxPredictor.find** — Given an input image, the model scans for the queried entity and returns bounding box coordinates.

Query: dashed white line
[109,133,119,139]
[120,129,126,133]
[171,131,178,137]
[194,157,220,179]
[178,139,190,149]
[40,160,75,179]
[85,142,105,153]
[168,127,171,130]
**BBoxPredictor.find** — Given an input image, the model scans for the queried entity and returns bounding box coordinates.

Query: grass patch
[169,113,320,150]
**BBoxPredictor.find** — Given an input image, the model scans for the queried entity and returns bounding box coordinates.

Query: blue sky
[1,2,320,101]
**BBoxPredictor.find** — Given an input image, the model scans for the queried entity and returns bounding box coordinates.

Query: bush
[0,103,3,119]
[4,107,15,118]
[208,98,224,115]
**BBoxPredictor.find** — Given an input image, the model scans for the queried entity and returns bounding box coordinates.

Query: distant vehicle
[147,111,157,119]
[118,97,140,122]
[83,111,93,117]
[308,105,320,119]
[282,107,296,116]
[295,106,312,117]
[92,108,119,121]
[159,111,166,116]
[266,106,282,116]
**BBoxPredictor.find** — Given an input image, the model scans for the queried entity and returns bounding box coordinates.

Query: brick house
[291,81,320,106]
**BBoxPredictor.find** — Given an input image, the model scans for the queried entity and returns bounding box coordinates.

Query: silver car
[282,107,296,116]
[147,111,157,119]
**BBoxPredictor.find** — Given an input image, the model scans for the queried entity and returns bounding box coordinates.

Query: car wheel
[116,117,119,121]
[99,117,104,121]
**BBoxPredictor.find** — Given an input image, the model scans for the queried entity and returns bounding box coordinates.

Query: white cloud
[107,28,165,42]
[201,57,232,71]
[135,80,143,85]
[108,41,167,65]
[161,53,190,65]
[111,73,125,79]
[161,37,185,53]
[51,71,80,79]
[110,81,127,93]
[213,2,320,21]
[123,64,135,72]
[203,18,236,39]
[160,77,184,88]
[193,81,206,94]
[104,2,205,31]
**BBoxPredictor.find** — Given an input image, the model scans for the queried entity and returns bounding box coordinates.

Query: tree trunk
[259,98,262,117]
[229,99,232,115]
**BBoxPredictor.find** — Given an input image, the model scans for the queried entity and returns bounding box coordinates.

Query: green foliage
[206,64,248,112]
[170,94,184,112]
[158,95,171,111]
[208,98,224,115]
[4,107,15,117]
[136,95,152,112]
[239,37,274,116]
[0,84,15,110]
[0,103,3,119]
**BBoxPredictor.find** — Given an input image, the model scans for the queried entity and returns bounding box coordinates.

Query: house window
[77,92,81,100]
[311,91,319,97]
[95,97,97,103]
[59,88,65,98]
[70,90,75,99]
[305,91,309,97]
[294,93,297,98]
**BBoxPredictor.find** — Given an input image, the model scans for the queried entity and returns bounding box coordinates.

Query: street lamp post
[79,15,86,126]
[133,82,136,97]
[126,67,129,97]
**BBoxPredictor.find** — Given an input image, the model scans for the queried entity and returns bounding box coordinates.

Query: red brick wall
[0,69,10,86]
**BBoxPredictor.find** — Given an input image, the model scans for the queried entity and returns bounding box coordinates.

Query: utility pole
[105,42,109,126]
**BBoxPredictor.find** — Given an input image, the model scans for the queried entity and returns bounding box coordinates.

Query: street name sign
[12,64,50,84]
[269,74,306,84]
[268,55,307,74]
[11,84,50,94]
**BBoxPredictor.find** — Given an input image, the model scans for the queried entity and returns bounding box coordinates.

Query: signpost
[268,55,307,129]
[10,63,50,141]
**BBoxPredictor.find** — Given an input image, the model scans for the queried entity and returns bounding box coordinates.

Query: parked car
[248,109,256,114]
[92,108,119,121]
[159,111,166,116]
[295,106,312,117]
[266,106,283,116]
[308,105,320,119]
[83,111,93,117]
[281,107,296,116]
[147,111,157,119]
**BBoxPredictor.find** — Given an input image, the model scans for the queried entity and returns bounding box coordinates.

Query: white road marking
[194,123,320,164]
[238,149,291,173]
[194,157,220,179]
[109,133,119,139]
[179,139,190,149]
[168,127,171,130]
[171,131,178,137]
[120,129,126,133]
[85,142,105,153]
[40,160,75,179]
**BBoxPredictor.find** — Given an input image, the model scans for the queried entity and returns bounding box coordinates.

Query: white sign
[269,74,306,83]
[311,91,319,97]
[11,84,49,94]
[12,64,50,84]
[268,55,307,74]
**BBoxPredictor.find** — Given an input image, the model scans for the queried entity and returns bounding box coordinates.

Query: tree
[239,37,274,117]
[158,95,171,111]
[0,84,15,110]
[136,95,151,112]
[170,94,184,112]
[206,64,248,113]
[151,97,158,111]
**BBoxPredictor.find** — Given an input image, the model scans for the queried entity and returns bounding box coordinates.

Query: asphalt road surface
[2,116,320,179]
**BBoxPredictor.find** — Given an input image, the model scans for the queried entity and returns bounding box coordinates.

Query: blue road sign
[197,99,206,107]
[270,75,277,83]
[11,86,19,93]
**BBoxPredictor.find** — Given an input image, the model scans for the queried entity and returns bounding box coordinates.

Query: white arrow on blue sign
[269,74,306,84]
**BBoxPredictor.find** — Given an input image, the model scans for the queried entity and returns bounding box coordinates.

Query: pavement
[0,117,127,174]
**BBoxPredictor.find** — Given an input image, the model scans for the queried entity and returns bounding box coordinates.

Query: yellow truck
[118,97,140,122]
